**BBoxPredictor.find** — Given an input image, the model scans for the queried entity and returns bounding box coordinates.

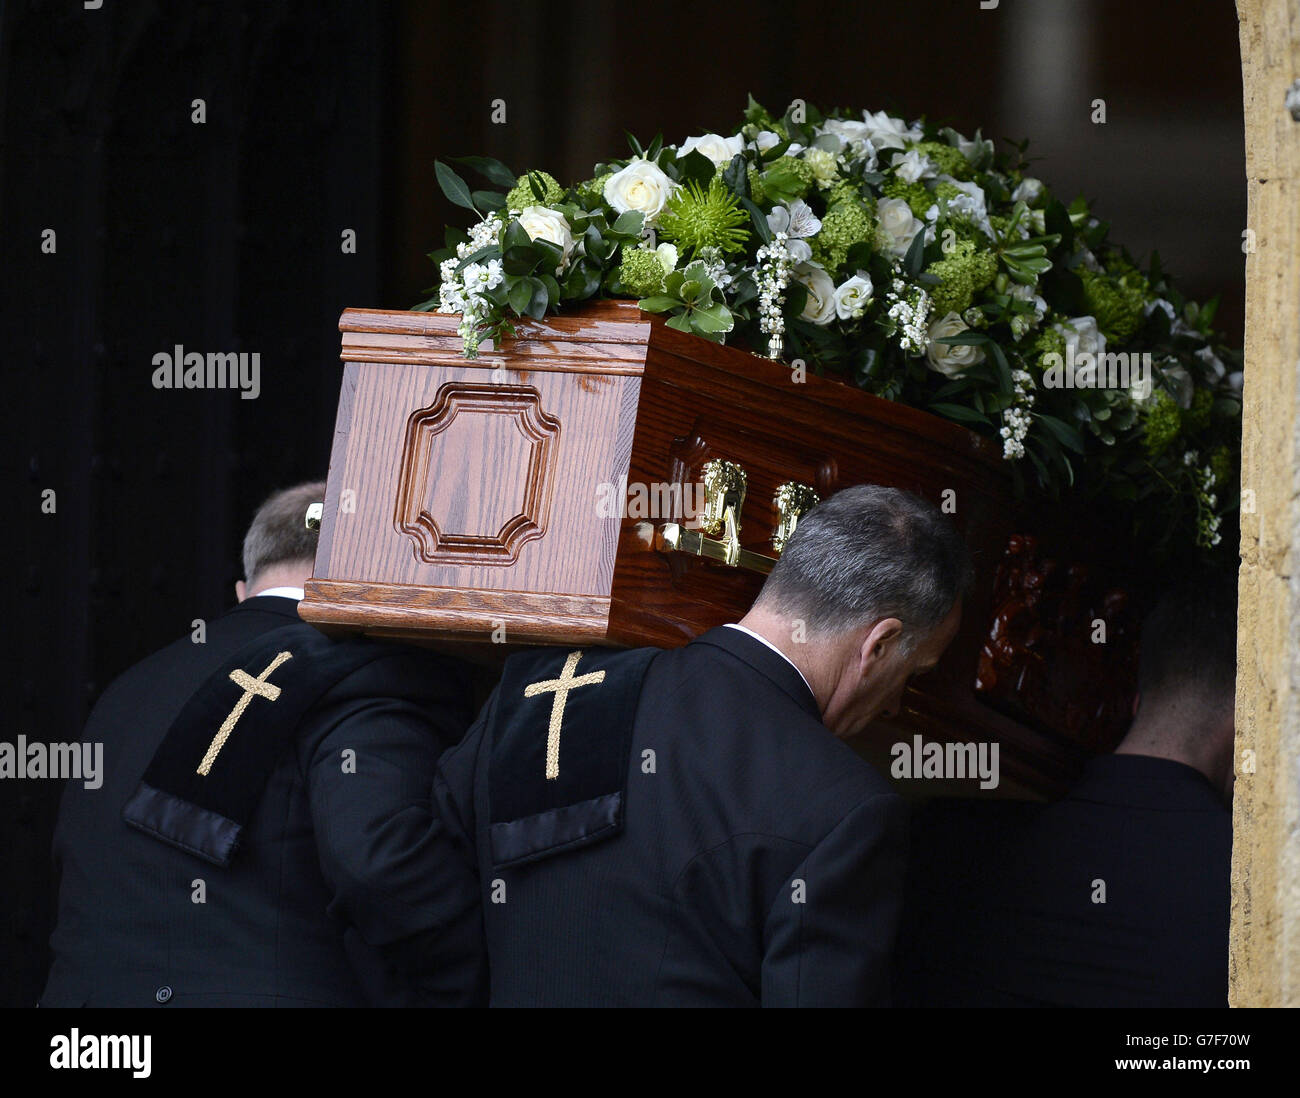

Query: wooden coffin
[301,302,1134,796]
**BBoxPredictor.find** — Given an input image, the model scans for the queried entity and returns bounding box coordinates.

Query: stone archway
[1232,0,1300,1007]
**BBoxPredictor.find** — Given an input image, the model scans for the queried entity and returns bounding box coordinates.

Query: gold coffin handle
[772,482,821,554]
[650,462,820,577]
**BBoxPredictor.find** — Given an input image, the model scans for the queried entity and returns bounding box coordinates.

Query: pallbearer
[42,483,479,1007]
[434,484,971,1006]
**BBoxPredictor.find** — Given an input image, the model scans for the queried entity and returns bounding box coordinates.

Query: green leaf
[1035,413,1087,454]
[449,155,517,189]
[678,149,715,187]
[636,295,680,314]
[722,154,750,199]
[740,197,772,244]
[680,279,702,302]
[691,303,734,333]
[665,312,694,333]
[435,160,477,212]
[903,229,926,277]
[928,402,991,425]
[506,278,534,315]
[987,341,1014,394]
[612,210,645,237]
[472,190,506,212]
[503,219,531,251]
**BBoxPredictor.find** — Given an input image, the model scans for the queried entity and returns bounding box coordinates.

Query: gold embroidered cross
[196,651,294,776]
[523,650,606,781]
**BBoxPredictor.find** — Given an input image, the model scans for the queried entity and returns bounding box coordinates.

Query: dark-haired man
[433,484,971,1006]
[42,482,480,1006]
[896,578,1236,1006]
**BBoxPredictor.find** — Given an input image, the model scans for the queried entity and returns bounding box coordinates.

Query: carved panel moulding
[394,383,562,565]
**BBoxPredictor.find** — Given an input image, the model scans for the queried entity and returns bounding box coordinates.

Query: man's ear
[859,617,905,672]
[235,579,247,603]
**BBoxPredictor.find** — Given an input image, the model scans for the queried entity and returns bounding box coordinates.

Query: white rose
[926,312,986,377]
[750,130,783,153]
[517,206,577,268]
[876,197,923,258]
[833,274,874,320]
[678,133,744,166]
[1055,315,1107,361]
[794,263,837,326]
[603,158,678,225]
[654,242,679,273]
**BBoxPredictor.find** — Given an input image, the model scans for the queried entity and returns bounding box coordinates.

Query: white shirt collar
[249,586,305,602]
[722,623,815,697]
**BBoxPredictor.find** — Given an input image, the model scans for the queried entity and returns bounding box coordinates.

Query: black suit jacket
[434,626,908,1006]
[895,754,1231,1007]
[41,596,476,1007]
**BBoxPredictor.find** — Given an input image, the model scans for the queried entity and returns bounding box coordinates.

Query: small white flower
[768,200,822,264]
[1055,315,1107,361]
[833,274,874,320]
[891,148,936,183]
[1162,362,1196,409]
[862,110,922,150]
[801,146,843,188]
[818,118,876,156]
[1194,344,1227,381]
[940,178,993,238]
[654,242,679,273]
[1011,177,1044,205]
[677,132,745,167]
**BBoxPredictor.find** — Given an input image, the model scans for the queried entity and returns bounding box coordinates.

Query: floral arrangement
[418,98,1241,561]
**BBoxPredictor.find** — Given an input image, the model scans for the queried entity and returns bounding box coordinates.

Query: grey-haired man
[433,483,971,1006]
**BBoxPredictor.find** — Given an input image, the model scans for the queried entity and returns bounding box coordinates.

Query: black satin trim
[122,780,241,867]
[489,791,622,869]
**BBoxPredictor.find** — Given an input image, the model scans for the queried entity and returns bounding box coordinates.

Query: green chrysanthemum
[915,140,973,181]
[619,247,667,296]
[925,238,998,316]
[1183,386,1214,434]
[506,170,565,210]
[811,200,875,271]
[658,176,750,256]
[1142,389,1182,457]
[1080,264,1149,344]
[880,177,933,220]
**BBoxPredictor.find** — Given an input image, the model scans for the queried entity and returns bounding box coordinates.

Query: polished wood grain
[301,303,1131,795]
